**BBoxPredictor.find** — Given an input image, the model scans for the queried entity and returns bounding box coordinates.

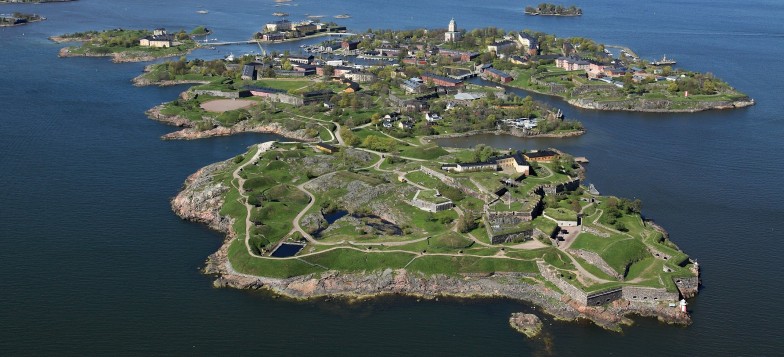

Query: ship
[272,12,288,17]
[650,54,676,66]
[196,10,208,14]
[334,14,351,19]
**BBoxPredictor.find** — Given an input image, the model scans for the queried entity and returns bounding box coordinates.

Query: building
[437,48,478,63]
[301,89,334,105]
[341,40,360,50]
[288,55,314,64]
[425,112,442,122]
[444,18,462,42]
[492,153,530,174]
[241,63,260,80]
[421,72,463,87]
[524,150,559,162]
[487,40,518,54]
[411,190,454,212]
[265,20,292,32]
[261,32,285,41]
[442,151,530,174]
[401,78,425,94]
[556,57,590,71]
[516,32,539,56]
[139,28,173,48]
[483,67,514,83]
[343,72,377,83]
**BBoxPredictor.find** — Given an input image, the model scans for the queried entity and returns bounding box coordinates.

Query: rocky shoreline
[146,104,319,141]
[132,67,210,87]
[567,97,755,113]
[56,46,193,63]
[170,156,693,334]
[422,128,585,143]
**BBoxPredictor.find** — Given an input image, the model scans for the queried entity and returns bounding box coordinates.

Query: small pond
[270,243,305,258]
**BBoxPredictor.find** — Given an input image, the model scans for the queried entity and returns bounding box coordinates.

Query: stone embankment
[568,97,755,113]
[422,128,584,143]
[173,152,694,333]
[146,104,318,141]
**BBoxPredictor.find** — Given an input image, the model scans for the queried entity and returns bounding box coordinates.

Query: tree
[457,210,478,233]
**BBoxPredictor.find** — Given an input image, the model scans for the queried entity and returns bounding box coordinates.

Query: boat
[224,53,235,61]
[196,10,208,14]
[334,14,350,19]
[650,55,676,66]
[307,15,325,19]
[272,12,288,17]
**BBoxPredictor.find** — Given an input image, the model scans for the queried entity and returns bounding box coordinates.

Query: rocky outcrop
[509,313,543,338]
[568,97,755,113]
[57,46,192,63]
[171,159,233,234]
[145,104,319,141]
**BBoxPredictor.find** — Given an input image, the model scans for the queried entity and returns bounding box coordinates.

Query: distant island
[0,0,75,3]
[51,28,203,63]
[525,3,582,16]
[0,12,44,26]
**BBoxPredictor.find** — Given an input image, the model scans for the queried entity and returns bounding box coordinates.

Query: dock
[605,45,639,60]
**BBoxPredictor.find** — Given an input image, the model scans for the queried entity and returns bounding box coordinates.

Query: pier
[202,33,356,47]
[605,45,639,60]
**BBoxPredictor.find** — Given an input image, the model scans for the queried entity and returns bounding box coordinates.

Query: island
[56,20,711,335]
[173,141,699,333]
[254,18,347,43]
[525,3,583,16]
[51,27,203,63]
[135,55,583,141]
[0,0,75,3]
[0,12,44,26]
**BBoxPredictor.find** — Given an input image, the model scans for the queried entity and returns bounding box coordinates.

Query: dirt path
[232,142,274,258]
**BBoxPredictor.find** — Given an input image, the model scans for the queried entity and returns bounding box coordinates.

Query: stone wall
[621,286,678,303]
[488,227,532,244]
[586,288,623,306]
[192,89,249,99]
[673,276,699,298]
[410,198,453,212]
[420,166,485,200]
[537,261,587,304]
[581,226,610,237]
[569,249,622,279]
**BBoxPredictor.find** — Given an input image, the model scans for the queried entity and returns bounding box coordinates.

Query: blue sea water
[0,0,782,355]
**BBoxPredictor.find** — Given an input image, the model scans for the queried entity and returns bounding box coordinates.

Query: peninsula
[525,3,583,16]
[174,141,699,333]
[52,28,202,63]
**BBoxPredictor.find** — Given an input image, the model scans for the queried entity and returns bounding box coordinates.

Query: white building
[444,18,462,42]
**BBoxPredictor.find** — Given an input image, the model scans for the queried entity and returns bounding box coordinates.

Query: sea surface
[1,0,782,355]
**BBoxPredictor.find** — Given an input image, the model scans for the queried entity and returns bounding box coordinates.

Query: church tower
[445,18,461,42]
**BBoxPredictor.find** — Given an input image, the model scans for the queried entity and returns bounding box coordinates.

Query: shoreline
[505,81,755,112]
[57,46,195,63]
[171,147,693,333]
[145,104,319,141]
[422,128,585,143]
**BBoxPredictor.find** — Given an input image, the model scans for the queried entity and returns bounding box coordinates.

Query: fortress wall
[622,286,678,303]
